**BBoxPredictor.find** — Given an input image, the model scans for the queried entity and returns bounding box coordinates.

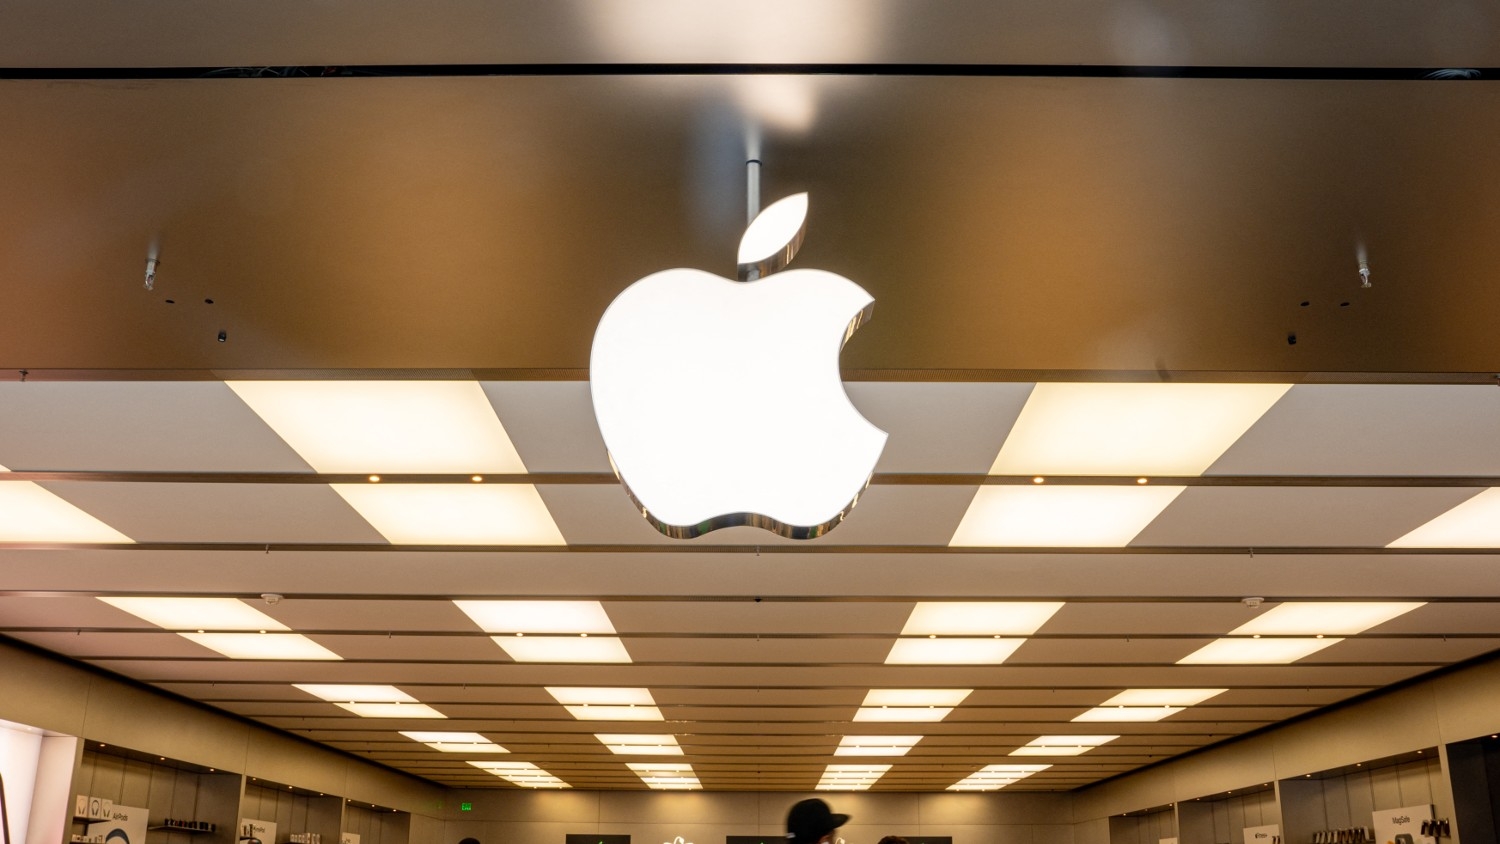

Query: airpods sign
[1243,824,1280,844]
[1373,805,1434,844]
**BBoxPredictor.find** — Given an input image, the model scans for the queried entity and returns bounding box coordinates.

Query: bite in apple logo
[590,193,888,539]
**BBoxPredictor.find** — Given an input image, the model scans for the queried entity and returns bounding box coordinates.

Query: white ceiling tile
[601,601,913,635]
[622,638,893,664]
[38,482,385,543]
[1299,637,1500,664]
[1008,638,1210,664]
[1132,487,1480,548]
[1363,603,1500,634]
[260,600,481,632]
[1208,385,1500,476]
[0,382,311,472]
[1039,603,1265,636]
[844,382,1034,473]
[539,483,975,546]
[301,634,509,662]
[4,629,223,659]
[0,596,159,628]
[480,381,610,472]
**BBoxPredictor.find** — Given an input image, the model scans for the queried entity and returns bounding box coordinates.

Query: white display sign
[340,834,359,844]
[1161,838,1179,844]
[97,804,148,844]
[1244,824,1280,844]
[239,819,278,844]
[1373,804,1434,844]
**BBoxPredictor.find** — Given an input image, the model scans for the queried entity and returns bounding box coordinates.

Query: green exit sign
[459,803,472,812]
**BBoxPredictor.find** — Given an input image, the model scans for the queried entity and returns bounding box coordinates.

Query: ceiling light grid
[456,601,633,663]
[953,383,1289,547]
[399,731,508,753]
[547,687,664,721]
[595,734,684,756]
[626,762,701,790]
[835,735,923,757]
[854,689,972,722]
[1178,602,1424,664]
[100,597,340,661]
[226,381,564,545]
[0,465,133,543]
[947,763,1051,791]
[886,602,1061,665]
[1009,735,1118,757]
[467,761,569,788]
[1073,688,1227,723]
[817,764,890,791]
[293,684,446,719]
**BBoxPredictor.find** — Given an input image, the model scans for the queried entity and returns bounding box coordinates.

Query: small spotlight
[368,475,381,483]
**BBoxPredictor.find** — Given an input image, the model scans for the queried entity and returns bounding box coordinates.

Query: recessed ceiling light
[901,603,1063,636]
[817,764,890,791]
[547,686,663,720]
[467,761,569,788]
[947,763,1051,791]
[595,734,683,756]
[949,485,1186,547]
[399,732,508,753]
[331,484,564,545]
[1389,488,1500,548]
[862,689,974,706]
[1232,602,1424,636]
[627,761,701,790]
[226,381,527,473]
[455,601,619,634]
[495,636,632,663]
[100,597,287,631]
[333,702,446,719]
[1009,735,1117,756]
[1177,637,1342,665]
[884,638,1025,665]
[834,736,922,757]
[0,471,132,543]
[1072,706,1185,723]
[295,684,416,703]
[180,633,341,661]
[1100,689,1227,707]
[989,383,1290,475]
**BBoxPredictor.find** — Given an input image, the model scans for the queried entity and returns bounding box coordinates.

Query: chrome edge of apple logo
[589,193,889,541]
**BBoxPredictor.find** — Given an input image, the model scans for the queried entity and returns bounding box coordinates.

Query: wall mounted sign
[1373,805,1434,844]
[591,193,887,540]
[1244,824,1280,844]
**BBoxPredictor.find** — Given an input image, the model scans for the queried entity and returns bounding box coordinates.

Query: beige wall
[0,638,445,819]
[439,789,1076,844]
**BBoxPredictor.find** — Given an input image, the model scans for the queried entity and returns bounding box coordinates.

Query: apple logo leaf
[737,193,808,281]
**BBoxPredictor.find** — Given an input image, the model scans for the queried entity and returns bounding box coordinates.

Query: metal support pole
[746,159,762,224]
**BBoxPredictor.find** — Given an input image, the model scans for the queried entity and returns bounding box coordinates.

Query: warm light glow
[949,485,1186,547]
[495,636,632,663]
[855,689,971,722]
[295,684,415,703]
[817,764,890,791]
[180,633,340,661]
[331,484,564,545]
[834,736,922,757]
[738,193,808,268]
[0,469,132,543]
[546,686,655,705]
[1072,706,1185,723]
[1232,602,1424,635]
[590,267,886,535]
[990,382,1291,475]
[1101,689,1227,707]
[334,702,446,719]
[455,601,619,634]
[627,762,701,790]
[468,761,569,788]
[595,734,683,755]
[947,764,1050,791]
[101,597,287,631]
[399,732,508,753]
[1390,488,1500,547]
[226,381,527,473]
[1177,637,1342,665]
[1010,735,1117,756]
[885,638,1025,665]
[901,603,1063,636]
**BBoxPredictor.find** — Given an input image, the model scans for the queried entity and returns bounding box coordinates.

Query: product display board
[1244,824,1281,844]
[1373,805,1434,844]
[97,805,149,844]
[565,836,629,844]
[240,819,278,844]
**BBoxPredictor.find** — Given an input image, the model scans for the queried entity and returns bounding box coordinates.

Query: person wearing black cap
[786,798,849,844]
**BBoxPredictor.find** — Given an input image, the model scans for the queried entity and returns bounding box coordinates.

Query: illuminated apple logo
[590,193,888,539]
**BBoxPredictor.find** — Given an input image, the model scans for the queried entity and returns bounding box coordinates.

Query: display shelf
[1179,784,1280,844]
[148,828,214,834]
[1111,802,1179,844]
[1278,748,1446,844]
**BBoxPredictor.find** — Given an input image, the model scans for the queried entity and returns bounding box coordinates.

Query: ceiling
[2,0,1499,796]
[2,380,1500,791]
